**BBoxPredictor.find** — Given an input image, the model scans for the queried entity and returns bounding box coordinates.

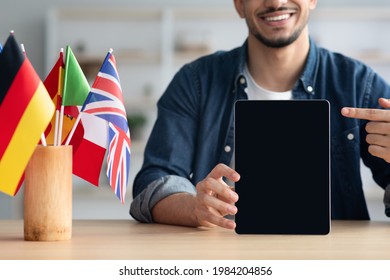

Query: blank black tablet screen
[234,100,330,234]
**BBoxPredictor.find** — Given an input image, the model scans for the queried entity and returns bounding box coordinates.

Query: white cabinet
[46,6,247,112]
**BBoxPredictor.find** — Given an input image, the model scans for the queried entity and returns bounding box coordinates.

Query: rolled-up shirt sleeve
[130,175,196,223]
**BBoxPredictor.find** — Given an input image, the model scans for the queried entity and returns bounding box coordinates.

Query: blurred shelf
[54,7,163,21]
[77,50,161,65]
[172,6,239,20]
[353,51,390,66]
[312,6,390,21]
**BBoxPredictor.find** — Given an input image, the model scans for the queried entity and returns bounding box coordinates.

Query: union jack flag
[81,50,131,203]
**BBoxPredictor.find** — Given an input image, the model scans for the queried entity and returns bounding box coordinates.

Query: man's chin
[256,35,298,48]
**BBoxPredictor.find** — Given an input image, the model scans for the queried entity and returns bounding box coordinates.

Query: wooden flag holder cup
[24,145,72,241]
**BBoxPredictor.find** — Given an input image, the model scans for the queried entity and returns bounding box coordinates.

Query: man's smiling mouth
[264,14,292,22]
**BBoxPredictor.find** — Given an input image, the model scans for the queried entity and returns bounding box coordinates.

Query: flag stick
[54,48,64,146]
[64,113,82,146]
[57,106,65,146]
[20,43,26,55]
[53,110,60,145]
[40,135,47,146]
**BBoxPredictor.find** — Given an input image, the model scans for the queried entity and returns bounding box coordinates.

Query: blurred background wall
[1,0,390,220]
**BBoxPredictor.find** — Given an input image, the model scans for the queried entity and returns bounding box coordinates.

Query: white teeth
[265,14,290,22]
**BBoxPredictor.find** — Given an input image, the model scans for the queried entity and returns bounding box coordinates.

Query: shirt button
[224,145,232,153]
[347,133,354,140]
[307,86,314,93]
[240,77,246,85]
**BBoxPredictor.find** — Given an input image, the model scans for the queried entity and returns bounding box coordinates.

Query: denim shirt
[130,39,390,222]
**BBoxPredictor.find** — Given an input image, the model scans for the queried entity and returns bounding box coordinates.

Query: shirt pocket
[331,126,362,194]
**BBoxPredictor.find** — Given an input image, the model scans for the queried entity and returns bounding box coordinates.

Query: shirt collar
[235,38,319,96]
[234,40,249,86]
[296,38,318,95]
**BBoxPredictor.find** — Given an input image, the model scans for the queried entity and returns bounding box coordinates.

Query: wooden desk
[1,220,390,260]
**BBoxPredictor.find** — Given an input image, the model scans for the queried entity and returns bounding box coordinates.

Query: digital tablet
[234,100,330,235]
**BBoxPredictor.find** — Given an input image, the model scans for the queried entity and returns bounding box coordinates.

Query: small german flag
[0,32,55,196]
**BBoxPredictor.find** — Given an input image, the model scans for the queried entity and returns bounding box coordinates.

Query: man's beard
[252,27,303,48]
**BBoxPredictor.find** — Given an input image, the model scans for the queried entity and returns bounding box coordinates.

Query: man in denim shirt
[130,0,390,229]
